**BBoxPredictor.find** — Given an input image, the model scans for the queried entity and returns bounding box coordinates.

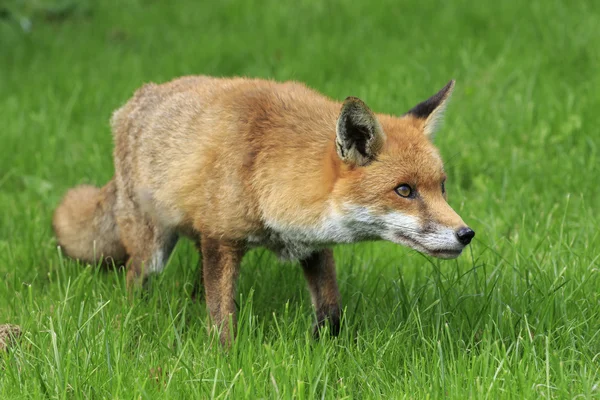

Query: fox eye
[395,184,413,198]
[441,181,446,194]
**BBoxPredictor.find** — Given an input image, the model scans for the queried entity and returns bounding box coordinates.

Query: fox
[53,76,475,345]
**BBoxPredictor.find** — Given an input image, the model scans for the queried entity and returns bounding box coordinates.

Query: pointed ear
[336,97,385,166]
[406,80,455,138]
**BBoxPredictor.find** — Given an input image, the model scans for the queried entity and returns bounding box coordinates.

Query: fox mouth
[391,232,464,259]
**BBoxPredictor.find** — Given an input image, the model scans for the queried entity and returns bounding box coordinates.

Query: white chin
[425,249,463,259]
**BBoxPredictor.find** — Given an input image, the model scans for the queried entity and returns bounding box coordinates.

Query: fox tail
[52,179,127,267]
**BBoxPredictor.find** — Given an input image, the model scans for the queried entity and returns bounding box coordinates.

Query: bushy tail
[52,179,128,267]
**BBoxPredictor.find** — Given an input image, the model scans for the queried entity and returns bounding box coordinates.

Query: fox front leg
[200,236,244,346]
[300,249,342,337]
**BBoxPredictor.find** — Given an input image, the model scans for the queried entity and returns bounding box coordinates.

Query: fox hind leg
[190,236,204,300]
[200,235,244,346]
[117,212,178,290]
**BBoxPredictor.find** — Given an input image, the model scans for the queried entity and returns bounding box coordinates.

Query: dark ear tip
[404,80,456,120]
[340,96,372,116]
[436,80,456,102]
[342,96,364,105]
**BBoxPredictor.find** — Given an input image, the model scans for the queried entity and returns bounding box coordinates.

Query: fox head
[332,80,474,259]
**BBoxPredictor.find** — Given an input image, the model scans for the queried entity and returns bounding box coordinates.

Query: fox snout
[373,209,475,259]
[417,223,475,259]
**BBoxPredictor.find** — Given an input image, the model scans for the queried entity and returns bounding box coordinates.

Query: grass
[1,0,599,398]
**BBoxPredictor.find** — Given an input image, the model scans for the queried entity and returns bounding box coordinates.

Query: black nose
[456,227,475,245]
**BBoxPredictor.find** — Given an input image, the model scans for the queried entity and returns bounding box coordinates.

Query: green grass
[1,0,599,398]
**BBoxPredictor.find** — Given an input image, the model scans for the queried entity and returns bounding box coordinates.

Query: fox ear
[336,97,386,166]
[406,80,455,139]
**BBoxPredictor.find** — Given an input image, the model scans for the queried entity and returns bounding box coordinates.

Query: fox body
[53,76,474,344]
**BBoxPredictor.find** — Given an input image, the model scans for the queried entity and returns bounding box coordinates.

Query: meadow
[1,0,599,398]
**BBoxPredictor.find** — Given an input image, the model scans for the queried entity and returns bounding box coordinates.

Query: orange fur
[53,76,474,344]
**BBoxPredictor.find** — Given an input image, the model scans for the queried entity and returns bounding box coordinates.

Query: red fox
[53,76,474,344]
